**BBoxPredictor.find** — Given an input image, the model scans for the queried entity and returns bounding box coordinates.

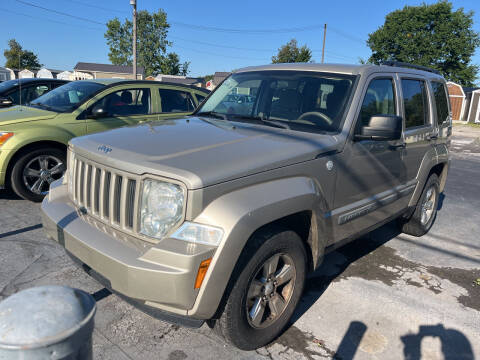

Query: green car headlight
[140,179,185,239]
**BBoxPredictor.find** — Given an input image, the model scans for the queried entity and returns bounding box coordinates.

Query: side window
[431,81,449,125]
[159,89,195,113]
[401,79,429,128]
[359,78,396,126]
[195,94,206,104]
[7,85,48,104]
[97,88,151,116]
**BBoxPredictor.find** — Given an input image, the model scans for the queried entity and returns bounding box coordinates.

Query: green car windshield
[29,81,106,113]
[196,71,356,133]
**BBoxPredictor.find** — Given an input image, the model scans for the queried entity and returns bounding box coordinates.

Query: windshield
[0,80,18,94]
[29,81,105,112]
[197,71,356,133]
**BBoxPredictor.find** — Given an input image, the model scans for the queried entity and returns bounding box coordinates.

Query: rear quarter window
[431,81,449,125]
[401,79,429,129]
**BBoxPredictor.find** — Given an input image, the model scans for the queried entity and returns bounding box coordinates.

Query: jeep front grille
[70,155,140,232]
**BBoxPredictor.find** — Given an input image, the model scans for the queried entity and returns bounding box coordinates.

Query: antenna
[18,54,22,111]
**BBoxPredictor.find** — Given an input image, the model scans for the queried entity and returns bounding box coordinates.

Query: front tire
[10,148,66,202]
[399,173,440,237]
[214,228,307,350]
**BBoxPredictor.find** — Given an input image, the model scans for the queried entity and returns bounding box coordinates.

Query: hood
[71,116,339,189]
[0,105,58,125]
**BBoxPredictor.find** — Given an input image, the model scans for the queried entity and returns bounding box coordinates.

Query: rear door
[157,87,196,118]
[398,76,437,186]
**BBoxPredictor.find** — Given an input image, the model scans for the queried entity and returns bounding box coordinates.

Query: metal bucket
[0,286,96,359]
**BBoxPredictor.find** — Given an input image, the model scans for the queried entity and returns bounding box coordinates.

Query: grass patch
[453,122,480,128]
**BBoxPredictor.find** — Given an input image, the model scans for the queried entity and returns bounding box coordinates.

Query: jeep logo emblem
[97,145,112,154]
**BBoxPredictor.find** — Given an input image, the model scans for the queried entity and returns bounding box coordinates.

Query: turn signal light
[194,258,212,289]
[0,132,13,147]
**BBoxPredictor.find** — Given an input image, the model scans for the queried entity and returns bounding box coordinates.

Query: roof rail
[381,61,441,75]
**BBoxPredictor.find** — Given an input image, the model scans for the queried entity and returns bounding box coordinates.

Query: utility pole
[321,24,327,64]
[130,0,137,79]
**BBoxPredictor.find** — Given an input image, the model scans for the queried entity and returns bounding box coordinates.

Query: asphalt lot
[0,125,479,359]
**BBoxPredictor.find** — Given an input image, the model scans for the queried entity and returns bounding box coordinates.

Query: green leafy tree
[367,1,480,86]
[4,39,42,70]
[272,39,312,64]
[105,9,189,76]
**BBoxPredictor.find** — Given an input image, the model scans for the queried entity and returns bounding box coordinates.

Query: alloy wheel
[246,253,296,329]
[420,186,436,225]
[22,155,65,195]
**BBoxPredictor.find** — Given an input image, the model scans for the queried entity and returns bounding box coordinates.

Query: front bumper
[41,181,216,318]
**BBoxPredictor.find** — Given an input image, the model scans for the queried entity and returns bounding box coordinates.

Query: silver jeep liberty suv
[42,62,451,350]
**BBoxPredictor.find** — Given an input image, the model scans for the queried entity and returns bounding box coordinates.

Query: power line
[170,36,273,52]
[172,45,268,61]
[11,0,364,63]
[15,0,105,25]
[66,0,127,14]
[0,6,104,31]
[170,22,324,34]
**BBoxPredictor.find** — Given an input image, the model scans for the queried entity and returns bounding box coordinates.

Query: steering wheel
[296,111,333,127]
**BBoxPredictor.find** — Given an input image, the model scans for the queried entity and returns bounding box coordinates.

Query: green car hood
[0,105,58,126]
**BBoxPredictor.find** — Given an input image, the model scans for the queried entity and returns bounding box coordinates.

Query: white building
[36,68,54,78]
[19,69,35,79]
[56,71,74,80]
[0,67,11,81]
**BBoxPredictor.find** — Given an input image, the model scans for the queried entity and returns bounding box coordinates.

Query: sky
[1,0,480,77]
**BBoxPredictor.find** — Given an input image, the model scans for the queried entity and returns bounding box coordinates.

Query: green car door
[82,84,159,134]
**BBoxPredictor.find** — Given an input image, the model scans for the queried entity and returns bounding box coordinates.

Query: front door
[85,87,154,134]
[332,75,408,242]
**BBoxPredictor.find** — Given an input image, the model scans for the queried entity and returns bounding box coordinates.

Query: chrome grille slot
[68,155,139,235]
[103,172,111,218]
[126,179,136,229]
[85,165,92,208]
[113,176,122,224]
[79,162,85,204]
[93,168,101,213]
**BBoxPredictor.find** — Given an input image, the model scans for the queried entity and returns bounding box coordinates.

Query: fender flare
[187,176,331,319]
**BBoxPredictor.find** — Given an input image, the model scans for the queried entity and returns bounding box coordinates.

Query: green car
[0,79,209,201]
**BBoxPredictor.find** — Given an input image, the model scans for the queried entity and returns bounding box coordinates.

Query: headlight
[0,132,13,147]
[140,179,185,239]
[171,222,224,246]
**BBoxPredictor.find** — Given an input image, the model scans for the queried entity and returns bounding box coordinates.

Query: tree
[272,39,312,64]
[4,39,42,70]
[105,9,189,77]
[367,1,480,86]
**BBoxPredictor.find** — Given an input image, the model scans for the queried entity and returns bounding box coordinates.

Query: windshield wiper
[230,115,291,130]
[31,102,54,111]
[196,111,228,120]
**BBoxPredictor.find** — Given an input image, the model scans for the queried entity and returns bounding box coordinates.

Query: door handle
[389,143,406,150]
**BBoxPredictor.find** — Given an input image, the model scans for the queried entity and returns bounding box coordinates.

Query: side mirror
[354,115,402,141]
[0,97,13,107]
[87,105,109,119]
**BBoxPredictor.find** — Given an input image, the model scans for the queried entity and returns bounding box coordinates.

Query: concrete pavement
[0,126,478,359]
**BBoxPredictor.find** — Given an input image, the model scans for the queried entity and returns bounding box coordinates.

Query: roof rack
[381,61,441,75]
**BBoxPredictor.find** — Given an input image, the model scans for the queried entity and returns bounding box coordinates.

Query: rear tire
[399,174,439,237]
[213,227,307,350]
[10,147,66,202]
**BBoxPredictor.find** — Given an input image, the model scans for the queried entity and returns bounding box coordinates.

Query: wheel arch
[5,140,67,188]
[188,176,331,319]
